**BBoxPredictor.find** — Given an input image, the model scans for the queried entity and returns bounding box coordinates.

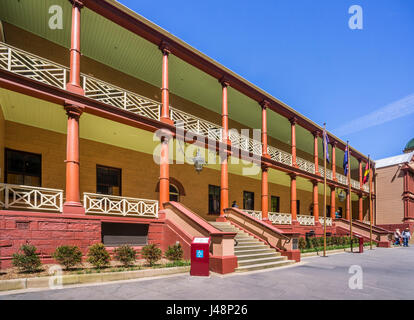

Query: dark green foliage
[12,244,41,272]
[87,243,110,269]
[165,243,184,261]
[114,245,136,267]
[141,244,162,266]
[298,237,307,250]
[53,245,83,270]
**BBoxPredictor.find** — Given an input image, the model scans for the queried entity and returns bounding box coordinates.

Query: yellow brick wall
[3,121,323,221]
[0,105,4,183]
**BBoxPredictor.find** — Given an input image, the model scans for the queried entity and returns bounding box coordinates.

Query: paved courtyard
[1,246,413,300]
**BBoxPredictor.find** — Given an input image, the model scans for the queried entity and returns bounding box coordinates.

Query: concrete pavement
[1,246,412,300]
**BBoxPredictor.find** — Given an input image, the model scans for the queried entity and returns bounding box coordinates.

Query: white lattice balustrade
[83,193,158,218]
[0,183,63,212]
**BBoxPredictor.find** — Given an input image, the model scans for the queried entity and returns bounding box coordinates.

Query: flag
[343,144,349,176]
[363,161,370,184]
[322,129,330,163]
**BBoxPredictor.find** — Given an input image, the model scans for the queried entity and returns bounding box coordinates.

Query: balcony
[243,209,332,226]
[0,183,159,219]
[0,42,369,193]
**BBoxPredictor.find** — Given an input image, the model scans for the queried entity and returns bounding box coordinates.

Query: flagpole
[323,123,327,257]
[347,141,353,252]
[368,156,373,250]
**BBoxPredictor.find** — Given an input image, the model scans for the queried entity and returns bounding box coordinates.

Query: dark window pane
[96,165,121,196]
[208,185,220,214]
[243,191,254,210]
[271,196,280,212]
[5,149,41,187]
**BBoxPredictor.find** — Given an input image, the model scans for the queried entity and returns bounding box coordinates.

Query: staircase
[210,221,295,272]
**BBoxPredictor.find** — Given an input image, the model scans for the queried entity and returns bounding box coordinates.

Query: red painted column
[260,101,270,223]
[66,0,84,95]
[290,117,298,167]
[358,194,363,221]
[290,173,297,222]
[312,180,319,222]
[159,133,170,210]
[330,186,336,219]
[63,105,84,214]
[159,42,174,125]
[218,79,230,221]
[346,191,350,220]
[331,141,337,181]
[359,160,363,189]
[63,0,84,214]
[261,165,269,222]
[313,131,320,175]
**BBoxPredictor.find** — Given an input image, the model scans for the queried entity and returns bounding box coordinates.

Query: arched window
[169,184,180,202]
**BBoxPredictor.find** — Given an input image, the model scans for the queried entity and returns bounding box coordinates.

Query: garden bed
[300,242,377,254]
[0,258,190,281]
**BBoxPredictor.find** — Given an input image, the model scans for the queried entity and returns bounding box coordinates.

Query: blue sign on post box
[190,237,210,276]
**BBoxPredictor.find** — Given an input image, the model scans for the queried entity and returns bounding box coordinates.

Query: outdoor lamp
[192,149,205,173]
[338,190,346,202]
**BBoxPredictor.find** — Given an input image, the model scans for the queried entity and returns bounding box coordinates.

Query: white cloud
[334,93,414,136]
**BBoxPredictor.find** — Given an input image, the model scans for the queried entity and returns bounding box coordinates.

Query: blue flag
[323,129,330,163]
[343,144,349,176]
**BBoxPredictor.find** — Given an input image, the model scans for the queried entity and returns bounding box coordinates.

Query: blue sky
[119,0,414,160]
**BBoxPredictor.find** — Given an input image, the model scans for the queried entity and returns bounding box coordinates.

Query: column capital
[312,130,321,138]
[330,140,338,147]
[159,40,172,55]
[64,103,83,119]
[289,117,298,125]
[260,99,270,110]
[261,164,269,172]
[288,172,297,180]
[69,0,84,8]
[219,77,230,88]
[311,179,319,186]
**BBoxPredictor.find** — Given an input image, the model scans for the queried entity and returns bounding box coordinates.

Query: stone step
[236,252,281,261]
[235,248,276,256]
[235,244,268,251]
[235,260,295,272]
[238,256,287,267]
[235,241,262,247]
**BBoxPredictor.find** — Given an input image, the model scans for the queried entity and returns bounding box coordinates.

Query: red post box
[190,237,210,276]
[355,235,364,253]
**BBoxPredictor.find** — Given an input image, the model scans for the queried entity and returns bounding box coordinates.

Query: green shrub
[311,237,319,249]
[141,244,162,266]
[53,245,83,270]
[165,242,184,261]
[12,244,42,272]
[298,237,307,250]
[114,245,136,267]
[87,243,110,269]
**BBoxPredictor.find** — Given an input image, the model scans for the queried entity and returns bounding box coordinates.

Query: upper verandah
[0,0,370,168]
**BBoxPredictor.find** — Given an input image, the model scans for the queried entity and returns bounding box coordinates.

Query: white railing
[0,183,63,212]
[267,145,293,166]
[83,193,158,218]
[297,157,315,174]
[269,212,292,225]
[0,42,372,193]
[336,173,348,185]
[362,184,370,192]
[297,215,315,226]
[244,209,262,220]
[319,217,333,226]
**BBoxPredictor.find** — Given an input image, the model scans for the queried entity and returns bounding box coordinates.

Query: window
[208,185,220,215]
[169,184,180,202]
[243,191,254,210]
[101,222,148,246]
[326,205,331,214]
[296,200,300,215]
[96,165,121,196]
[5,149,41,186]
[271,196,280,213]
